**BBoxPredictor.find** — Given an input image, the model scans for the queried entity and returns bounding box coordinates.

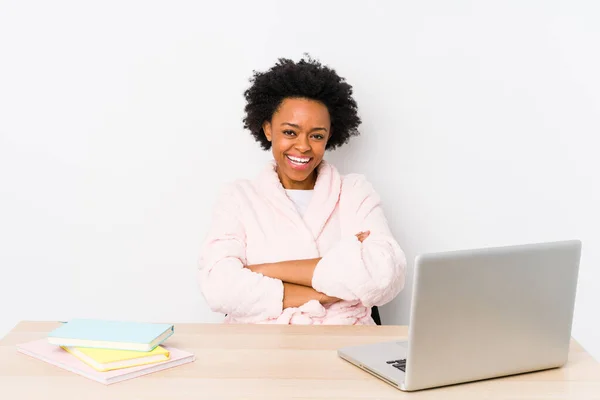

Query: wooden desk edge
[1,320,588,354]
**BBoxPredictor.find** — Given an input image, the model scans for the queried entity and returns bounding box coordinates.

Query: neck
[278,170,317,190]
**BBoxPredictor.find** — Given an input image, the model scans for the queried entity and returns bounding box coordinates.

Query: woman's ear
[262,121,272,142]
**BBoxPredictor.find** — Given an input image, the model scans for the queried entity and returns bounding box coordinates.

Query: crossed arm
[199,176,406,322]
[245,231,371,309]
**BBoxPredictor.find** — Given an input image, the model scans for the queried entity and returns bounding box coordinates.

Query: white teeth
[287,155,310,164]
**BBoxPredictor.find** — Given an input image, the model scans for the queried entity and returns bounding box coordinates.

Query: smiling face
[262,97,331,190]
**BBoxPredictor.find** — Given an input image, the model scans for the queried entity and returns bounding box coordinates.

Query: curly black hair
[243,56,361,150]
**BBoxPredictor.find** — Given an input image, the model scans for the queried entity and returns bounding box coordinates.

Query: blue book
[47,319,174,352]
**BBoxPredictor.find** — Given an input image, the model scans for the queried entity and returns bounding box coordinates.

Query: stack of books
[16,318,195,384]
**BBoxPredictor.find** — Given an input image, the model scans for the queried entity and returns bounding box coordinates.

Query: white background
[1,1,598,361]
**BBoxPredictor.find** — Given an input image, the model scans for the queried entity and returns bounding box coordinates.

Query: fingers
[355,230,371,242]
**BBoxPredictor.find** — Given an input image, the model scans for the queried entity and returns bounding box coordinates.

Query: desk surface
[1,321,600,399]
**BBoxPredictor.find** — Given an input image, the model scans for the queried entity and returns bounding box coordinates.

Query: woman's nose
[295,135,311,152]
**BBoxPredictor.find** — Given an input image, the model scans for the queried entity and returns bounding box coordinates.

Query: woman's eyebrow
[281,122,328,132]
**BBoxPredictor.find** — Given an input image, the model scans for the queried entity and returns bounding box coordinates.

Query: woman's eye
[312,134,325,140]
[283,130,296,136]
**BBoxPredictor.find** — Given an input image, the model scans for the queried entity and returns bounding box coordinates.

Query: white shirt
[285,189,314,217]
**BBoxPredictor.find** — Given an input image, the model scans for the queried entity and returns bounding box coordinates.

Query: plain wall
[1,1,599,361]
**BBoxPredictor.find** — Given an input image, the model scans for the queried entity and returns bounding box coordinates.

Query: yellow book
[62,345,170,372]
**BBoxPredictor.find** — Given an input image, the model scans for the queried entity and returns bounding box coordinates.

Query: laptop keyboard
[386,359,407,372]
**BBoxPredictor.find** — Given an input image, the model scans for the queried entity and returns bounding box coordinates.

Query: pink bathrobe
[198,159,406,324]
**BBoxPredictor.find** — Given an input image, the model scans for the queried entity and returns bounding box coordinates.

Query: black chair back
[371,306,382,325]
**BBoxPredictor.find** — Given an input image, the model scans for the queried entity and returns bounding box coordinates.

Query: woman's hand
[282,283,341,309]
[355,230,370,242]
[319,293,341,304]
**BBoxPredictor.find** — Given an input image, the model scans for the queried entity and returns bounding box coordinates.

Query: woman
[198,56,406,324]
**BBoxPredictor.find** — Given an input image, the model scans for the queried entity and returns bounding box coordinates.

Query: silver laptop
[338,240,582,391]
